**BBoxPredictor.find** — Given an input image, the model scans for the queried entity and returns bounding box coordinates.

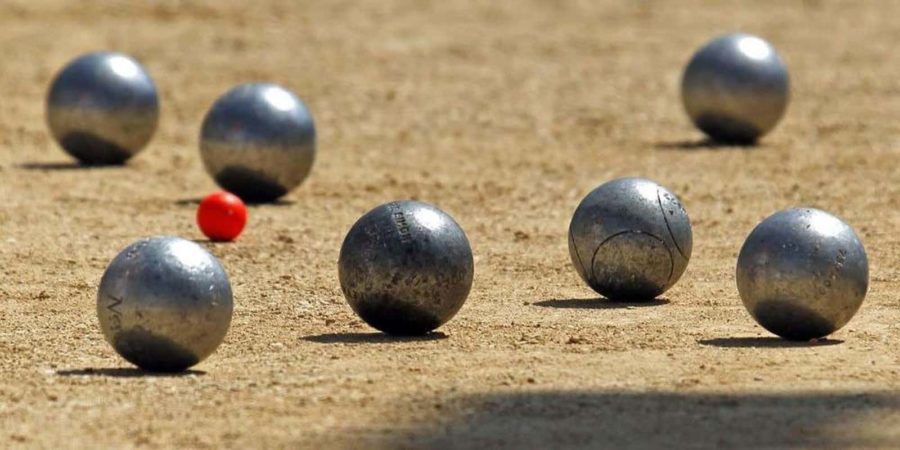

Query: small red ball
[197,191,248,242]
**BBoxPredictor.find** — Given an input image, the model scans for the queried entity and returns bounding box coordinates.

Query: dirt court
[2,0,900,448]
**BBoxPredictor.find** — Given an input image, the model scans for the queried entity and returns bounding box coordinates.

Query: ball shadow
[17,161,126,171]
[244,198,295,207]
[190,238,239,245]
[698,337,844,348]
[55,367,207,378]
[174,197,295,207]
[655,138,759,150]
[533,297,670,309]
[382,390,900,449]
[174,198,202,206]
[301,331,449,344]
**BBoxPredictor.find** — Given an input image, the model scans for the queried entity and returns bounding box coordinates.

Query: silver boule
[568,177,692,300]
[46,52,159,165]
[736,208,868,340]
[97,236,233,372]
[200,83,316,203]
[338,200,474,335]
[681,33,789,143]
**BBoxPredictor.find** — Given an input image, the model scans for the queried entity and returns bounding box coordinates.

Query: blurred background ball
[46,52,159,165]
[200,83,316,203]
[568,177,692,300]
[197,191,248,242]
[736,208,868,340]
[338,201,474,335]
[681,33,789,143]
[97,236,233,372]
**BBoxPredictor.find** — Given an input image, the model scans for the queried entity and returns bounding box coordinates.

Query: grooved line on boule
[589,230,675,285]
[569,227,589,282]
[657,189,688,260]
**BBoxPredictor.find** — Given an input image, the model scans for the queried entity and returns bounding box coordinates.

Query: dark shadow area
[699,336,844,348]
[655,138,758,150]
[190,238,239,245]
[17,161,124,171]
[174,198,295,207]
[174,198,202,206]
[111,329,200,372]
[533,297,669,309]
[302,331,448,344]
[214,166,288,203]
[385,391,900,449]
[751,301,837,341]
[56,367,206,378]
[245,198,295,207]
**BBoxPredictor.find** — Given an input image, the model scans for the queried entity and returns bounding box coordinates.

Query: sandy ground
[2,0,900,448]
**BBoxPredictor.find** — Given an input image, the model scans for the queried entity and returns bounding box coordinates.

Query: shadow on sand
[302,331,449,344]
[56,367,206,378]
[374,390,900,449]
[655,138,758,150]
[17,161,125,171]
[174,197,295,207]
[533,297,669,309]
[699,336,844,348]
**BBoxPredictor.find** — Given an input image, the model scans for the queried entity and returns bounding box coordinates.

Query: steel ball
[97,236,234,372]
[200,83,316,203]
[46,52,160,165]
[681,33,790,143]
[736,208,868,340]
[568,177,692,300]
[338,201,474,335]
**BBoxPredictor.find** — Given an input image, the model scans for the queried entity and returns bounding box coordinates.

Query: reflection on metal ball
[736,208,868,340]
[339,201,474,335]
[97,236,233,371]
[681,33,789,143]
[200,83,316,203]
[47,52,159,165]
[568,177,692,300]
